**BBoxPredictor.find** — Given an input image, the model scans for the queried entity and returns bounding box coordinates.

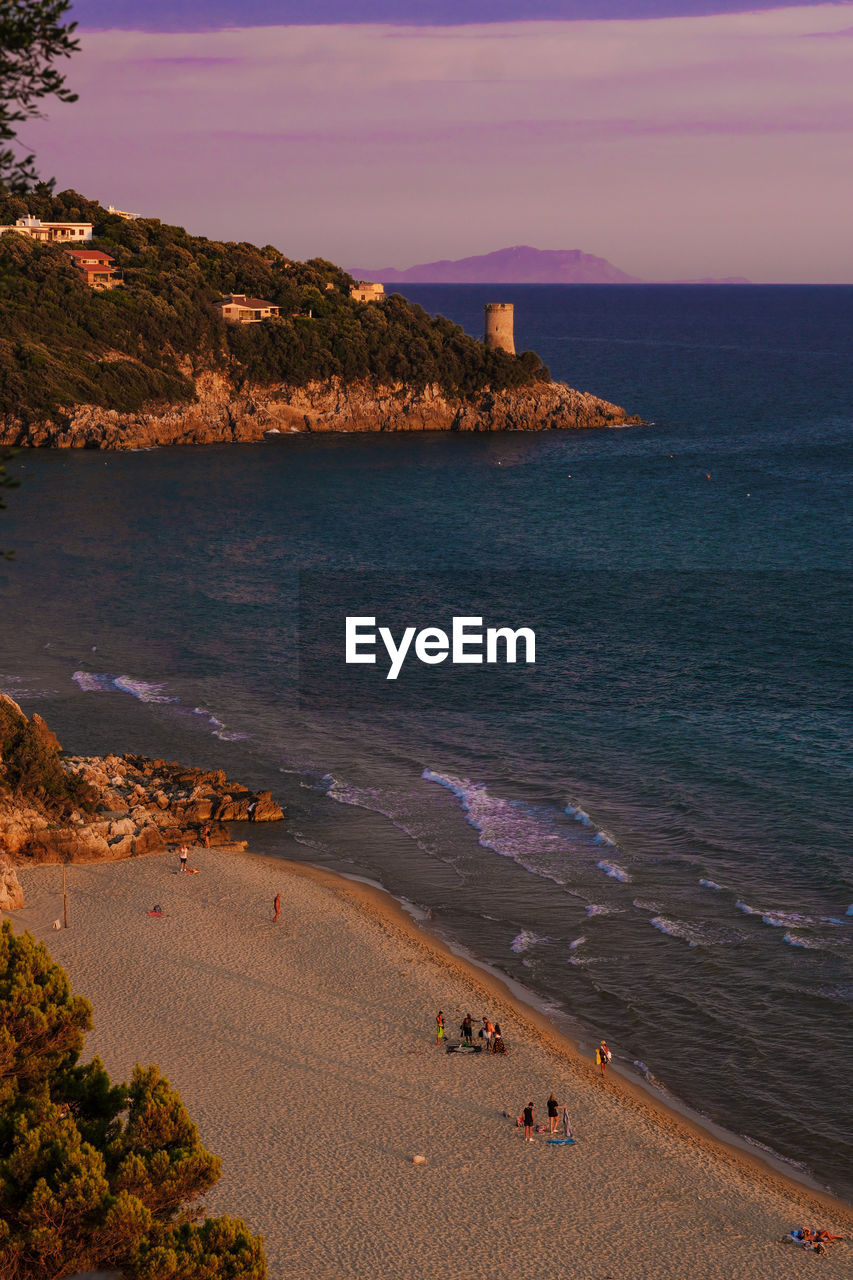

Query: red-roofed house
[64,248,121,290]
[219,294,281,323]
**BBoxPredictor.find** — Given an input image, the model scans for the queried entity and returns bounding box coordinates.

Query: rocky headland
[0,692,284,909]
[0,372,639,450]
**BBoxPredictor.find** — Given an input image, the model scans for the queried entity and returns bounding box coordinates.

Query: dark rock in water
[251,791,285,822]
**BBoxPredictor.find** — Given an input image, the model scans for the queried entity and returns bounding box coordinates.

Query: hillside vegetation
[0,190,549,421]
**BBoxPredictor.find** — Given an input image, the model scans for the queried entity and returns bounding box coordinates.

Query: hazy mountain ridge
[349,245,750,285]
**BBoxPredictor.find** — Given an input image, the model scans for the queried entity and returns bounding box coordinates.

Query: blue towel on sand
[546,1137,577,1146]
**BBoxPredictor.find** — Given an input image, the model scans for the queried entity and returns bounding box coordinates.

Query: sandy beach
[11,847,851,1280]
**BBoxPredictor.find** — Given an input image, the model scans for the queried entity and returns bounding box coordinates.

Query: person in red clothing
[273,893,281,923]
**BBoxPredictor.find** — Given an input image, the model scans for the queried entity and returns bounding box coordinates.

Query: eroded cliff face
[0,373,640,449]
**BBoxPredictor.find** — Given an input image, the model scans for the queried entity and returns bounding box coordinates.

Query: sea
[1,284,851,1198]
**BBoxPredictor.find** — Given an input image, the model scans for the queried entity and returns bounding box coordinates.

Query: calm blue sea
[1,285,851,1196]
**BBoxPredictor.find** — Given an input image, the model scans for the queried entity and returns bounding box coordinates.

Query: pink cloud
[22,5,853,282]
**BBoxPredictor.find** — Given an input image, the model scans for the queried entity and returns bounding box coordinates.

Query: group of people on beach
[435,1010,506,1053]
[519,1095,574,1142]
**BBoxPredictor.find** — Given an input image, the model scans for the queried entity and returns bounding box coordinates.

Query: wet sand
[13,847,851,1279]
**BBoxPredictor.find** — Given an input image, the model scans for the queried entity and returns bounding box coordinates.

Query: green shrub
[0,923,266,1280]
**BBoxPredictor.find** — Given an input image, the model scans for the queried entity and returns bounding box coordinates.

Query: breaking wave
[597,860,630,883]
[736,901,818,929]
[71,672,247,739]
[585,903,622,918]
[73,671,176,703]
[423,769,583,886]
[650,916,745,948]
[511,930,548,955]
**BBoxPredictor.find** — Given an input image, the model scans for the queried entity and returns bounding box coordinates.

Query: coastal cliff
[1,191,640,446]
[0,371,638,450]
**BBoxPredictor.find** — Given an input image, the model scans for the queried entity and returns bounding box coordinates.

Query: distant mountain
[347,245,643,285]
[673,276,752,285]
[348,246,752,285]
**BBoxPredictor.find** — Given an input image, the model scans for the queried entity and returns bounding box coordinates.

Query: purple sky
[24,3,853,280]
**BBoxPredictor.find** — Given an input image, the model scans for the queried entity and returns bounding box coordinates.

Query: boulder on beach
[0,857,24,910]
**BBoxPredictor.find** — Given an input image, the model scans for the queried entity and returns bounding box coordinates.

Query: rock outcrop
[0,858,24,911]
[0,372,640,450]
[0,693,285,906]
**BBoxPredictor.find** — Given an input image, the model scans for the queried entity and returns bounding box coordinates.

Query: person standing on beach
[523,1102,535,1143]
[436,1010,445,1045]
[597,1040,611,1077]
[482,1017,494,1051]
[179,845,188,874]
[547,1093,560,1133]
[273,893,281,923]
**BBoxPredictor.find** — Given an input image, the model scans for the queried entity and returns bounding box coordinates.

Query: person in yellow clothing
[435,1010,445,1044]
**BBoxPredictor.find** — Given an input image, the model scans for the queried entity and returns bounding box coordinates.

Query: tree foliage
[0,0,79,194]
[0,189,550,423]
[0,923,266,1279]
[0,695,92,814]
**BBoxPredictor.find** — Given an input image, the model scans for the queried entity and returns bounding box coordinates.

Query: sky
[20,2,853,280]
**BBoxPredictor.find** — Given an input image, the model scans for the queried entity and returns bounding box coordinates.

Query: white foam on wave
[847,904,853,917]
[585,903,621,918]
[511,930,548,955]
[565,803,593,827]
[192,706,248,742]
[597,860,630,883]
[783,932,847,952]
[650,916,705,947]
[72,674,246,740]
[112,676,176,703]
[650,916,744,948]
[72,671,110,692]
[736,901,817,929]
[569,935,586,950]
[323,774,449,866]
[699,878,723,891]
[423,768,573,886]
[73,671,176,703]
[632,898,665,913]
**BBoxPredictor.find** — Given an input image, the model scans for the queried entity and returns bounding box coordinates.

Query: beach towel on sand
[546,1137,577,1146]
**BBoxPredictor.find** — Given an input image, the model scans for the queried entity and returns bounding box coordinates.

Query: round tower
[484,303,515,354]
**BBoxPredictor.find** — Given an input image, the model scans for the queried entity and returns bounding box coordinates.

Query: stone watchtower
[484,303,515,354]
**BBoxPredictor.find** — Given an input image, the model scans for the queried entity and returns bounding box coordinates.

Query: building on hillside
[218,294,281,323]
[106,205,141,220]
[64,248,121,290]
[350,281,385,303]
[0,215,93,243]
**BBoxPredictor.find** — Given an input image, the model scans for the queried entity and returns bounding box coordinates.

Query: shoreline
[9,843,851,1280]
[0,373,640,450]
[287,856,851,1215]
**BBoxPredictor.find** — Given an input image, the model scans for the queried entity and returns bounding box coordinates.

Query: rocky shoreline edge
[0,372,641,450]
[0,692,284,910]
